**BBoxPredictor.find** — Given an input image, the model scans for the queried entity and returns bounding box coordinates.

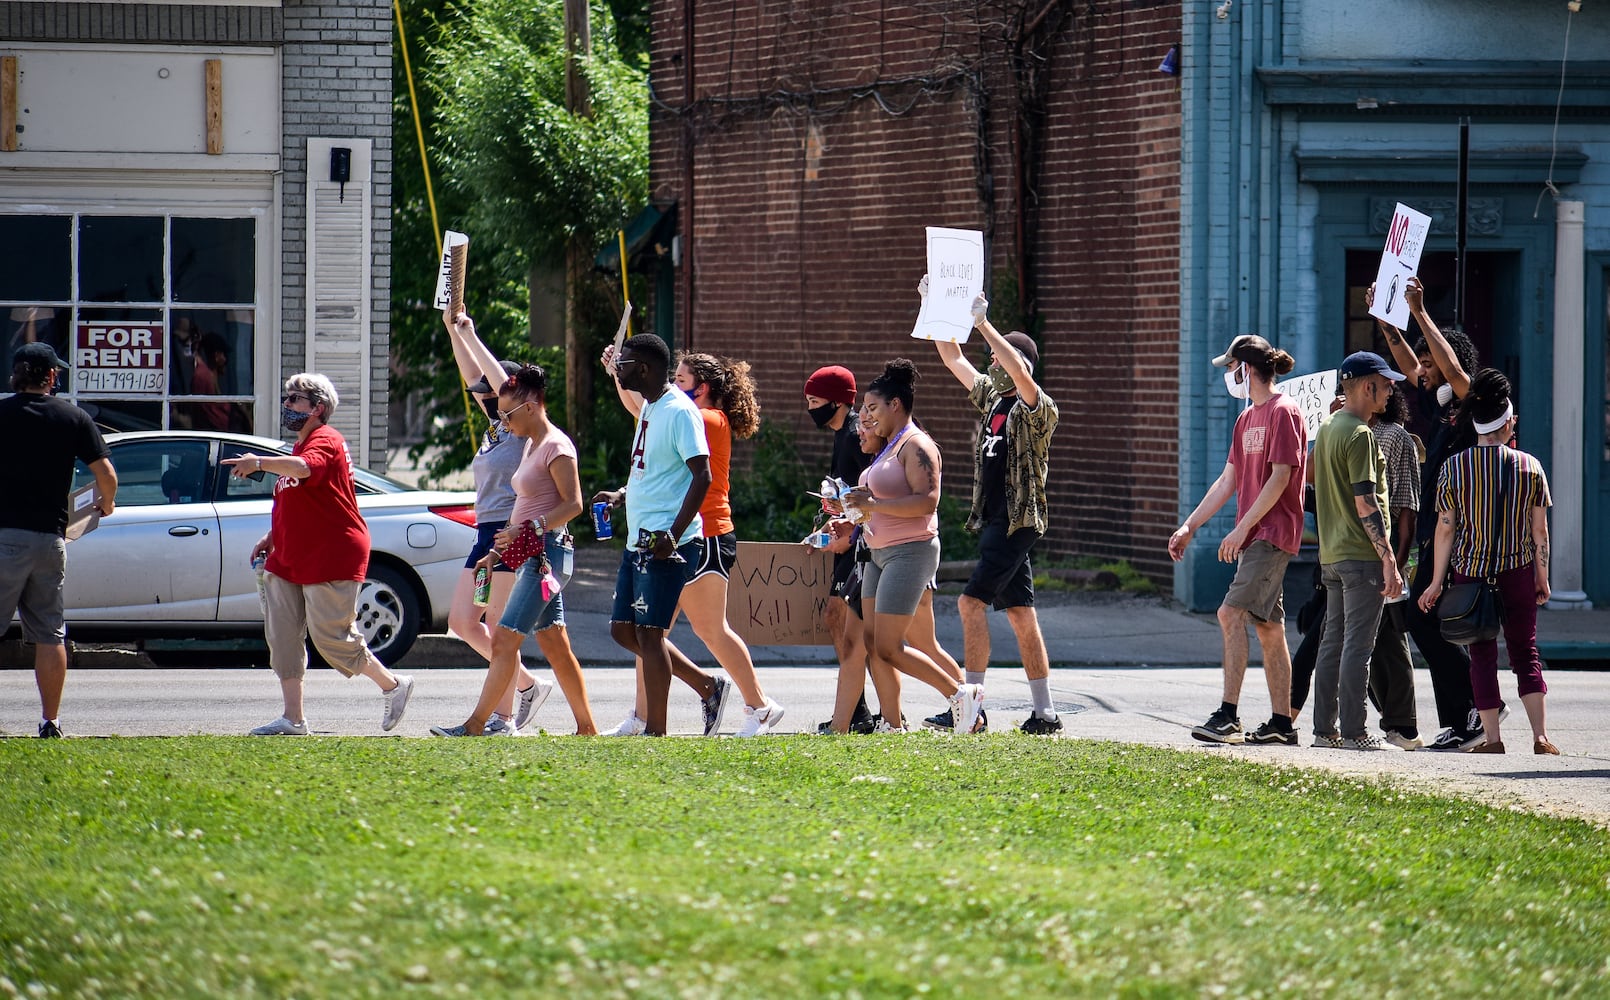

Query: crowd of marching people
[2,273,1556,751]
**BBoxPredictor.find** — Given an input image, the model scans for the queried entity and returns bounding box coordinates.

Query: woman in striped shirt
[1417,369,1557,754]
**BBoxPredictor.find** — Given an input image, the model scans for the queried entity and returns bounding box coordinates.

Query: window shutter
[304,137,372,460]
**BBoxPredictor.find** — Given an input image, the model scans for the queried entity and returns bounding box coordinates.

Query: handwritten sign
[73,322,166,394]
[432,230,470,311]
[1274,369,1338,442]
[725,542,834,645]
[911,227,984,343]
[1367,203,1431,330]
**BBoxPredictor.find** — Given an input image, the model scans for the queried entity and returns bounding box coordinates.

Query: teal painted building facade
[1174,0,1610,611]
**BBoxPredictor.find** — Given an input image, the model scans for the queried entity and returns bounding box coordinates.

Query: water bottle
[807,531,832,549]
[473,565,491,607]
[252,553,268,615]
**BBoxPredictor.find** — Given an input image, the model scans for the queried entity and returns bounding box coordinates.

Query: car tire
[351,562,422,666]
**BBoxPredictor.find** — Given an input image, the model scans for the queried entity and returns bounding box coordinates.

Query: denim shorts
[464,521,517,573]
[496,531,574,634]
[0,528,67,644]
[610,540,701,630]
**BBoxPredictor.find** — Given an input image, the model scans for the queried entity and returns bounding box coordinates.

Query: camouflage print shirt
[966,373,1059,536]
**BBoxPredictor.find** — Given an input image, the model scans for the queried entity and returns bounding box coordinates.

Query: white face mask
[1436,382,1455,407]
[1223,365,1251,400]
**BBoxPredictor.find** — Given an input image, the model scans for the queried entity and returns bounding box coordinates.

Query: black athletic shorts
[962,518,1040,610]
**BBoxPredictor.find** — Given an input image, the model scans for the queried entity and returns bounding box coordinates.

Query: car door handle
[169,526,201,537]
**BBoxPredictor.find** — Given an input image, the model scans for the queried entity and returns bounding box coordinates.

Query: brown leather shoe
[1466,740,1506,754]
[1533,738,1561,755]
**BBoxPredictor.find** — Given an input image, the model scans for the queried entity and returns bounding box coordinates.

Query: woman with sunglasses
[431,314,596,736]
[223,374,414,735]
[437,310,562,732]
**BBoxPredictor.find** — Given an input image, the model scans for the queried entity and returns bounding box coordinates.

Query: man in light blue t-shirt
[592,334,711,736]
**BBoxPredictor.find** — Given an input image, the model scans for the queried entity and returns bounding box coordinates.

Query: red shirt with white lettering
[265,423,370,584]
[1227,393,1308,555]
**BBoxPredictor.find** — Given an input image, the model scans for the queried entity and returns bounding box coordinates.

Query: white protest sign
[1274,369,1338,442]
[432,230,470,311]
[1367,203,1432,330]
[911,227,984,343]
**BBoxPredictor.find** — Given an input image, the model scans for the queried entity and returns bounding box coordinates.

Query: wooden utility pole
[563,0,593,434]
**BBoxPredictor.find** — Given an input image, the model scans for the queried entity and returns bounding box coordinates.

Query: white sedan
[29,431,480,664]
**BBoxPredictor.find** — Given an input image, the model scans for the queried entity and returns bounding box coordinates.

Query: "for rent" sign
[74,322,167,394]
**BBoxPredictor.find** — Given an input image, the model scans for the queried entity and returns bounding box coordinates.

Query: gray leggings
[862,537,940,617]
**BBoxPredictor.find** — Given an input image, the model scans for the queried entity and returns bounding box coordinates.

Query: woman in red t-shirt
[224,373,414,736]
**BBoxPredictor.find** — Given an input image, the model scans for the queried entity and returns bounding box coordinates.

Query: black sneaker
[1191,709,1244,744]
[923,708,987,734]
[816,710,881,735]
[1019,713,1064,736]
[1244,721,1299,746]
[701,676,733,737]
[37,720,63,739]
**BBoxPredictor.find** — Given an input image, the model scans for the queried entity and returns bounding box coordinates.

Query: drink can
[473,565,491,607]
[592,500,614,540]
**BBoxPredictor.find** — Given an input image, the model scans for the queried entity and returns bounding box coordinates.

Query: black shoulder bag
[1437,454,1508,645]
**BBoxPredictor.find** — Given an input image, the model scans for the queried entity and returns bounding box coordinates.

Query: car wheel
[352,562,422,665]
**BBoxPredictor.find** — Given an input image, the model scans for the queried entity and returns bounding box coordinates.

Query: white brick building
[0,0,393,467]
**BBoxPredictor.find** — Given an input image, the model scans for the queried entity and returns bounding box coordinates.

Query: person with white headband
[1417,368,1557,755]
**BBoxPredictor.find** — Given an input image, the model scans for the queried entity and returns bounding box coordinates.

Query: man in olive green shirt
[1311,352,1405,749]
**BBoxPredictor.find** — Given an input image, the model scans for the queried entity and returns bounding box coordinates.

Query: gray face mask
[987,363,1016,395]
[281,406,311,432]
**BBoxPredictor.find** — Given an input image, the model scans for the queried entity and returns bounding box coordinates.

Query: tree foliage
[390,0,648,483]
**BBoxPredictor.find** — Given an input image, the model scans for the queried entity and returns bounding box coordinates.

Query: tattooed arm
[1417,509,1458,613]
[850,433,943,519]
[1531,504,1552,606]
[1353,484,1402,597]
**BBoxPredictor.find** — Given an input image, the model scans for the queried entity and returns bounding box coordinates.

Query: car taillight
[429,504,478,528]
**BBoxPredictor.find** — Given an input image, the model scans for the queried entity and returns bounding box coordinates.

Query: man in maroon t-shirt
[1169,335,1308,745]
[223,373,415,736]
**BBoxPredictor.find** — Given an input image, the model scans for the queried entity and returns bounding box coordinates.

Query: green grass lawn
[2,737,1606,998]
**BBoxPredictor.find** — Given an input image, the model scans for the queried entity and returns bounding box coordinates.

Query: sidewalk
[398,543,1610,671]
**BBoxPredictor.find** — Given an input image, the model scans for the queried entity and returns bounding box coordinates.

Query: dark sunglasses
[281,392,315,406]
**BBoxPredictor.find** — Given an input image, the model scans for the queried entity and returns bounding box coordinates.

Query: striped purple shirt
[1434,444,1551,577]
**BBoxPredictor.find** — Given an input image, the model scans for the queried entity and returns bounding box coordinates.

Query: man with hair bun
[1170,334,1307,745]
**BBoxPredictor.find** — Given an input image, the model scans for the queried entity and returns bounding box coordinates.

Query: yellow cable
[617,229,633,337]
[394,0,478,457]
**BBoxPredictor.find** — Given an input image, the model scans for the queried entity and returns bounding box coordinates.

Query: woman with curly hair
[603,348,784,737]
[841,359,982,734]
[1418,368,1557,754]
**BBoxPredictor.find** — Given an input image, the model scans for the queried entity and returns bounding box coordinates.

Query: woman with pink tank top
[841,359,983,733]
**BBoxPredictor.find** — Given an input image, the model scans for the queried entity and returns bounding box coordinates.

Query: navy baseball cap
[1338,351,1405,382]
[466,359,522,394]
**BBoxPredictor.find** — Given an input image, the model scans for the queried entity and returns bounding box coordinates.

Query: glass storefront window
[0,212,257,432]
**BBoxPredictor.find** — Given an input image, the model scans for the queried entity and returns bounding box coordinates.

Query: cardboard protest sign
[432,230,470,312]
[911,227,984,343]
[725,542,834,645]
[612,301,633,360]
[1367,203,1431,330]
[65,482,102,542]
[74,322,165,394]
[1274,369,1338,442]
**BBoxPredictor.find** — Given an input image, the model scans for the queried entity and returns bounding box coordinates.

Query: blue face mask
[281,406,311,432]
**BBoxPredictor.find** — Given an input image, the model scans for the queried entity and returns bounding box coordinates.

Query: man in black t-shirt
[804,365,878,733]
[0,343,118,738]
[1373,276,1493,750]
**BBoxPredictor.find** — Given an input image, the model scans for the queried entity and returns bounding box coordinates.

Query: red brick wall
[648,0,1181,587]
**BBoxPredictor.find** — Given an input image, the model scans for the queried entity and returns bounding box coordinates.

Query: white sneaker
[948,684,984,735]
[250,716,308,736]
[381,675,415,732]
[734,699,786,738]
[1383,730,1423,751]
[514,678,554,730]
[873,719,908,734]
[605,712,646,737]
[485,717,518,737]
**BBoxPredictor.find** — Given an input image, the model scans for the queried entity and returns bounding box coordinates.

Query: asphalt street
[5,662,1608,826]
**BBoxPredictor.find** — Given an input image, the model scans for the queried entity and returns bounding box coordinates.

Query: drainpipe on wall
[1548,199,1592,609]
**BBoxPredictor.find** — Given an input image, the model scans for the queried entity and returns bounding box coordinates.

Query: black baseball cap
[466,359,522,394]
[15,342,69,370]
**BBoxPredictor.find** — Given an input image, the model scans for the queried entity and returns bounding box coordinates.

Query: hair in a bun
[867,357,920,412]
[1455,367,1512,431]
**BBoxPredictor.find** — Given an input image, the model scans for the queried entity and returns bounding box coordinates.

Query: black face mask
[481,398,500,422]
[808,401,839,429]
